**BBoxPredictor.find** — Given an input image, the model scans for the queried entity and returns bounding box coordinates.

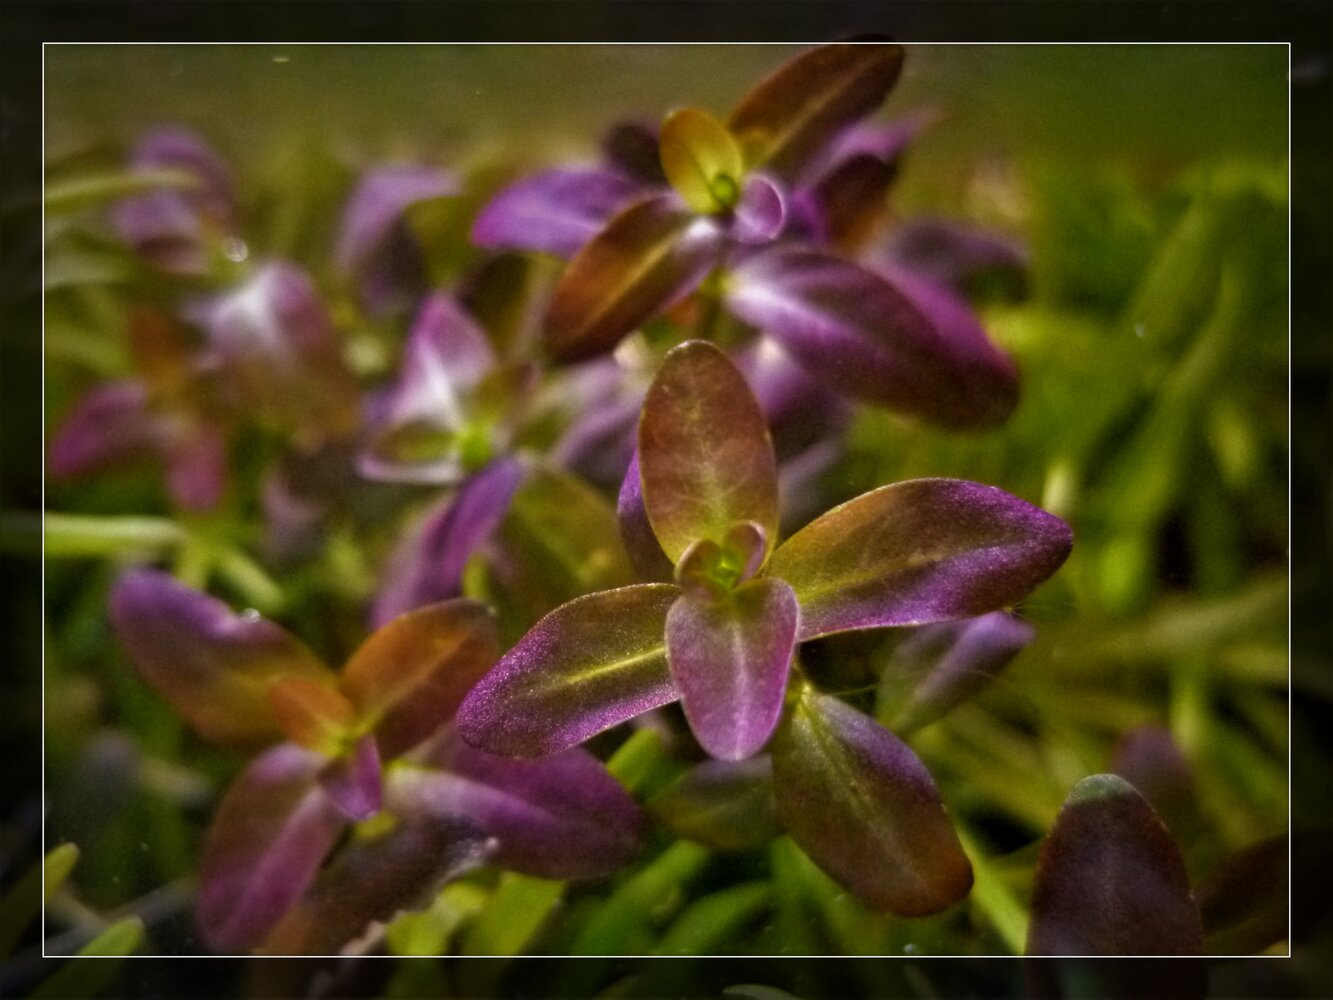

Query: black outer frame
[2,2,1329,997]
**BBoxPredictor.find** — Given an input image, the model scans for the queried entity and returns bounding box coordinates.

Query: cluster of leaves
[33,39,1298,985]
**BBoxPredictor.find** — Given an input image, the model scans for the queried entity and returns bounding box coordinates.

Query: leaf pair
[111,570,645,953]
[110,568,498,819]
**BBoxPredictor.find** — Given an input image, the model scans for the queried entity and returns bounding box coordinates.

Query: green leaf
[32,917,144,1000]
[44,168,199,213]
[639,340,779,563]
[43,843,81,903]
[652,882,771,955]
[648,757,781,852]
[491,461,636,625]
[0,845,81,958]
[460,873,565,956]
[39,513,185,559]
[658,108,745,214]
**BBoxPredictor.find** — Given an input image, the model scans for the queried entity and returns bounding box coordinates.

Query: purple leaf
[727,43,905,179]
[109,568,335,747]
[617,449,676,582]
[1108,726,1198,838]
[359,293,499,485]
[876,217,1029,300]
[370,457,526,628]
[771,686,973,916]
[638,340,779,563]
[259,815,492,956]
[161,419,228,511]
[195,261,360,437]
[48,382,161,479]
[472,167,645,259]
[768,478,1072,640]
[733,338,851,460]
[456,584,680,758]
[341,599,501,760]
[1195,833,1292,955]
[317,734,383,822]
[197,744,346,952]
[796,118,926,249]
[335,165,457,277]
[648,756,781,852]
[549,356,646,491]
[390,731,646,879]
[726,249,1020,428]
[886,611,1034,733]
[601,119,666,185]
[112,127,236,274]
[731,174,787,246]
[1027,774,1204,956]
[545,194,725,362]
[666,578,798,760]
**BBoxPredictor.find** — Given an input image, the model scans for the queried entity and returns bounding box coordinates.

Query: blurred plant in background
[3,37,1314,1000]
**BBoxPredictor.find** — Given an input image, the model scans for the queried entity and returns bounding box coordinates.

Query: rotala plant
[44,39,1292,975]
[109,569,643,952]
[458,340,1072,915]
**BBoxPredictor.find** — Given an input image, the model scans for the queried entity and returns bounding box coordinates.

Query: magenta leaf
[768,478,1072,640]
[317,734,383,822]
[648,756,781,852]
[725,249,1020,428]
[771,686,973,916]
[161,420,228,512]
[456,584,680,758]
[370,457,526,627]
[545,194,725,362]
[885,611,1034,733]
[260,815,492,956]
[390,731,645,879]
[196,261,360,437]
[665,577,798,760]
[617,448,677,582]
[197,744,347,952]
[877,217,1029,300]
[109,568,336,747]
[335,166,457,273]
[359,293,499,485]
[112,127,236,274]
[1027,774,1205,956]
[796,119,925,249]
[733,339,851,460]
[48,382,160,480]
[471,167,645,258]
[638,340,779,562]
[731,174,787,246]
